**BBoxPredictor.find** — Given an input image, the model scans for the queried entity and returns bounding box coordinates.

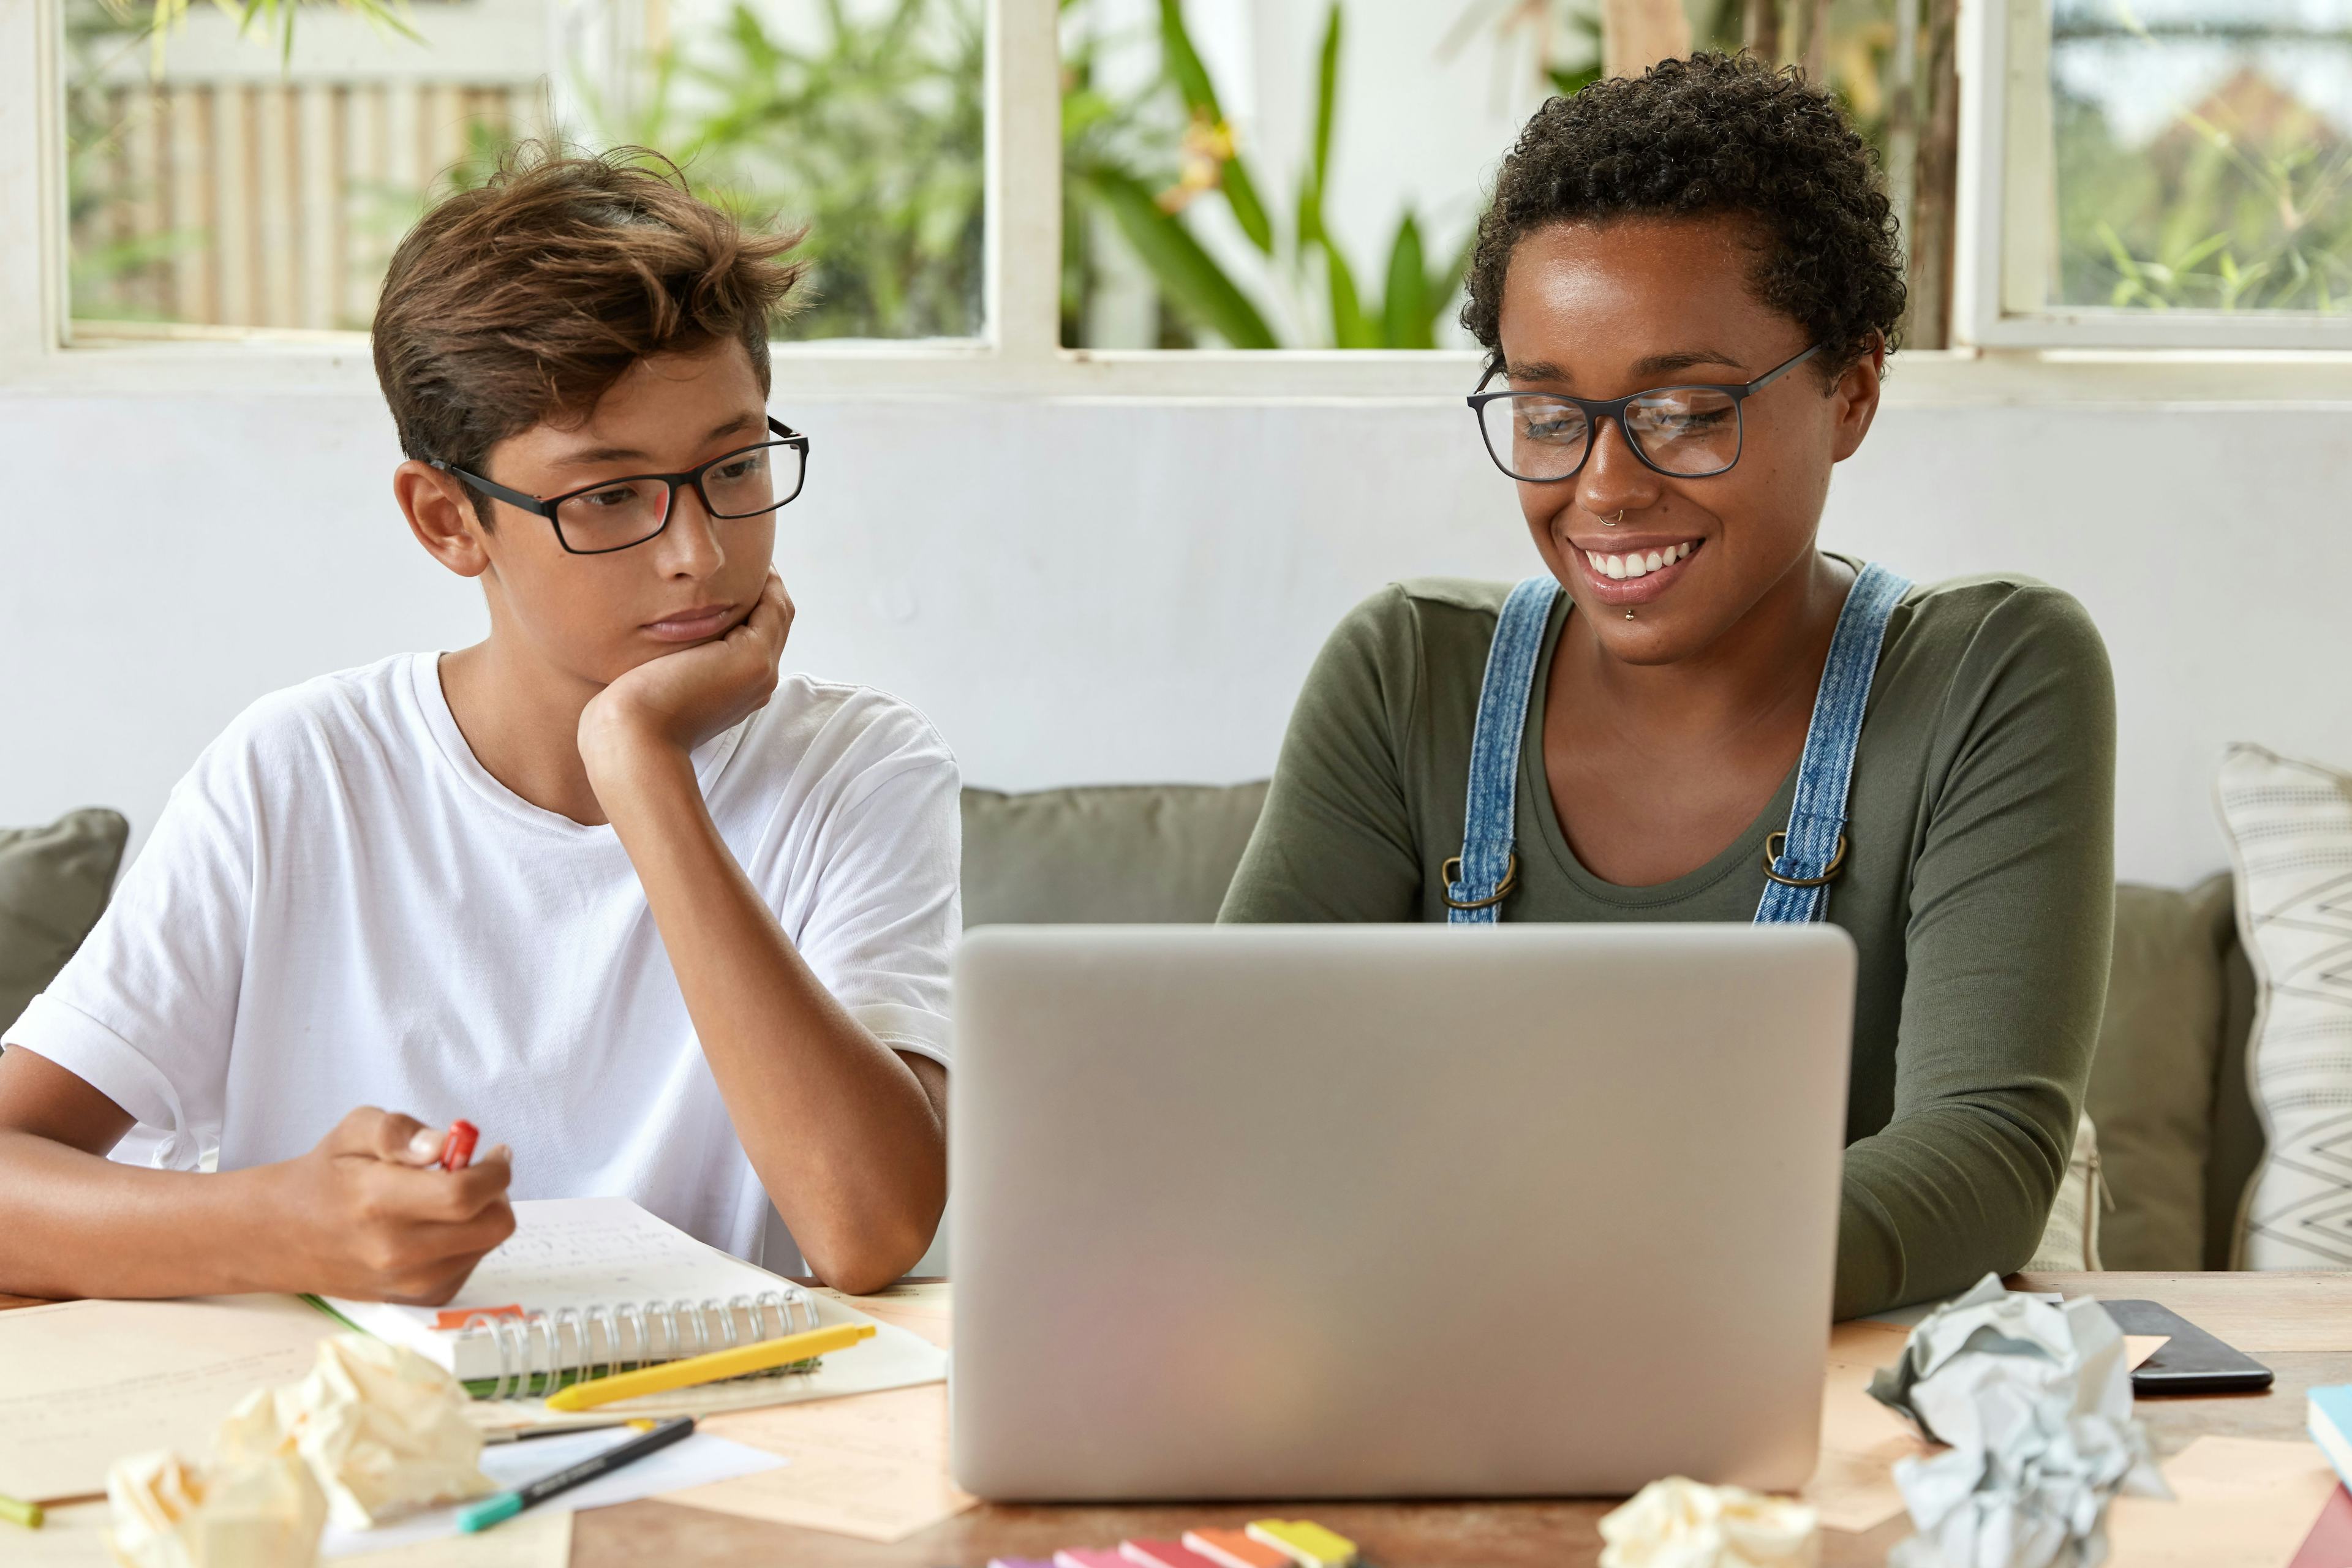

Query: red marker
[438,1120,479,1172]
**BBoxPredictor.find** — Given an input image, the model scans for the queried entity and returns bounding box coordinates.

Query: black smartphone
[2100,1299,2275,1395]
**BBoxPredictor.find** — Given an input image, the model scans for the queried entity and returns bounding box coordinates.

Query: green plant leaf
[1547,63,1602,97]
[1381,210,1430,349]
[1326,237,1373,348]
[206,0,418,69]
[1220,153,1275,256]
[2171,230,2230,274]
[1297,1,1342,247]
[1156,0,1221,117]
[1154,0,1270,252]
[1430,222,1476,329]
[1079,168,1277,349]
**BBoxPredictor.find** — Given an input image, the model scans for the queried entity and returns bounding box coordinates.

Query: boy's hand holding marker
[267,1109,513,1306]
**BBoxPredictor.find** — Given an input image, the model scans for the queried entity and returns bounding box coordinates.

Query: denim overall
[1442,562,1913,924]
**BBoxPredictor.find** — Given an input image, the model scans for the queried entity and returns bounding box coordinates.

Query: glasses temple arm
[1745,342,1826,394]
[429,459,553,518]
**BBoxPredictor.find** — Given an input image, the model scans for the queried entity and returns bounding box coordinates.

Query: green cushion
[0,809,130,1033]
[2084,875,2233,1270]
[2208,907,2264,1270]
[961,783,1268,927]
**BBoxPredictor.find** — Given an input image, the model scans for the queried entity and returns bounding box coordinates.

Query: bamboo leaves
[1073,0,1476,349]
[1077,167,1279,348]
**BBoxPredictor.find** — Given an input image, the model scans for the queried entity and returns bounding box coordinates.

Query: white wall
[2,384,2346,888]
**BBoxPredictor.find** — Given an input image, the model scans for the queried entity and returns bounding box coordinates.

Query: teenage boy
[0,149,957,1300]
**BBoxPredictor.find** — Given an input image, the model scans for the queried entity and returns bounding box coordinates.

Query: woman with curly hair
[1221,53,2114,1319]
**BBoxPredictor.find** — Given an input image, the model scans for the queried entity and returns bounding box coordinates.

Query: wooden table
[564,1272,2351,1568]
[7,1274,2335,1566]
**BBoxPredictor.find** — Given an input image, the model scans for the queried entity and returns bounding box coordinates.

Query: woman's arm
[1834,586,2117,1317]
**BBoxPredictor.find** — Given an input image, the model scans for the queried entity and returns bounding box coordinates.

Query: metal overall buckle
[1441,852,1519,910]
[1760,831,1848,888]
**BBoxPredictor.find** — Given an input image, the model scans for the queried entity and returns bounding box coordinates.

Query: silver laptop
[948,923,1855,1502]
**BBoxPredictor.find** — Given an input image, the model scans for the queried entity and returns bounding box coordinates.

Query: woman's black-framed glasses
[1467,343,1822,483]
[430,416,810,556]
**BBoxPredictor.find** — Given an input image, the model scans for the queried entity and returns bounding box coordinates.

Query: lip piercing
[1625,609,1635,619]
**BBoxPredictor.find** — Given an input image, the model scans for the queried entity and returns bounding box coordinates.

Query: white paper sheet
[6,1499,574,1568]
[666,1383,976,1543]
[316,1427,785,1558]
[0,1297,341,1503]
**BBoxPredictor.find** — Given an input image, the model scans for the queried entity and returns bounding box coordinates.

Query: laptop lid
[949,922,1854,1501]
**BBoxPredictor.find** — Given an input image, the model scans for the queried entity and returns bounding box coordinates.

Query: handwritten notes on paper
[332,1198,794,1338]
[0,1296,339,1504]
[818,1281,952,1349]
[663,1383,976,1543]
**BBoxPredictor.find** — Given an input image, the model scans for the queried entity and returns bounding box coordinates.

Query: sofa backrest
[961,782,1269,927]
[958,782,2263,1272]
[0,808,130,1033]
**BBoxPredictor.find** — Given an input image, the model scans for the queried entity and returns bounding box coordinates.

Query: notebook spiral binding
[452,1287,823,1400]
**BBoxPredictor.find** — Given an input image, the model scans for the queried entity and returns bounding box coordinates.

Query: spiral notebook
[314,1196,947,1404]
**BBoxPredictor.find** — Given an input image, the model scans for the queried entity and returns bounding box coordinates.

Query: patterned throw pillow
[2023,1114,2107,1273]
[2215,744,2352,1268]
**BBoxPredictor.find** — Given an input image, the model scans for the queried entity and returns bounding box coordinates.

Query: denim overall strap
[1446,576,1561,924]
[1753,561,1913,925]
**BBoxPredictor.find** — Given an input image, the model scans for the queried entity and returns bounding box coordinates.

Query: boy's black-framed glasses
[1467,343,1823,483]
[430,417,811,556]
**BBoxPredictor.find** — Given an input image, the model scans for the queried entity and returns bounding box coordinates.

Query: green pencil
[0,1493,43,1529]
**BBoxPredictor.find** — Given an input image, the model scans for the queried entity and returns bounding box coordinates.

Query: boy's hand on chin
[259,1107,516,1304]
[579,572,794,782]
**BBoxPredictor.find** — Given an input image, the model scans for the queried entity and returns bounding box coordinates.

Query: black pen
[457,1414,696,1531]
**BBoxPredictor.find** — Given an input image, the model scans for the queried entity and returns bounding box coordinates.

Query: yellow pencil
[543,1321,875,1412]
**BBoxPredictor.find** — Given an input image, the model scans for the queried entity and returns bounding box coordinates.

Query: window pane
[63,0,983,342]
[2047,0,2352,314]
[1061,1,1562,350]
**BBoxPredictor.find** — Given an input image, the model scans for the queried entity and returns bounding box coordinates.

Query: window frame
[7,0,2352,403]
[1956,0,2352,350]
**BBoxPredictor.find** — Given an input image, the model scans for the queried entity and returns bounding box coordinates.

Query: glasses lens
[1479,394,1589,481]
[701,440,802,518]
[554,479,671,553]
[1624,388,1741,477]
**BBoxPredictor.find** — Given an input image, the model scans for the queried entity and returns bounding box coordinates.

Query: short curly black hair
[1461,53,1905,377]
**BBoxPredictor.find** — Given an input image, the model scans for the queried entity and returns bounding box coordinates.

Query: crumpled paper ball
[1869,1275,2168,1568]
[1598,1476,1822,1568]
[214,1333,493,1529]
[105,1448,325,1568]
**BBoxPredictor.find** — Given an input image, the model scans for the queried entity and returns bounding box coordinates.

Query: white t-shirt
[3,653,960,1271]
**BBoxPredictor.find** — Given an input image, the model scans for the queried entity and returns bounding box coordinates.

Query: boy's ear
[394,460,494,579]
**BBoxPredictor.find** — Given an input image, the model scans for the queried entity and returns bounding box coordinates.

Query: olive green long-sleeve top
[1219,566,2116,1319]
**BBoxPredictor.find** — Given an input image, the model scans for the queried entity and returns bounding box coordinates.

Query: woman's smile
[1570,536,1705,604]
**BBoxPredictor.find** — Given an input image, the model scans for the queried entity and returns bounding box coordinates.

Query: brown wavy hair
[372,145,807,514]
